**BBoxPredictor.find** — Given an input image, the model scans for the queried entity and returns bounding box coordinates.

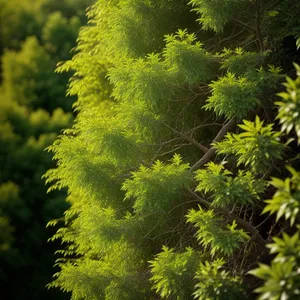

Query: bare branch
[212,117,236,143]
[158,143,191,157]
[162,122,209,153]
[225,208,267,247]
[188,190,211,208]
[232,17,256,32]
[190,117,236,171]
[255,0,264,51]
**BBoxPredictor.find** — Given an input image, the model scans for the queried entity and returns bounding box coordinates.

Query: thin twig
[163,122,209,153]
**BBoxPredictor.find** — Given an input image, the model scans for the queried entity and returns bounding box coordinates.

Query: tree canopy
[43,0,300,299]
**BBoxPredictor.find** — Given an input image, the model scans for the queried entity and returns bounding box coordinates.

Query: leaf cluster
[195,162,265,208]
[186,207,248,256]
[215,116,283,173]
[250,231,300,300]
[149,246,200,299]
[122,155,192,214]
[276,63,300,144]
[263,166,300,226]
[189,0,248,33]
[193,259,245,300]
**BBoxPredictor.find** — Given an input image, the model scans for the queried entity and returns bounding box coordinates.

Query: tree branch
[232,17,256,32]
[188,190,211,208]
[163,122,209,153]
[225,208,267,247]
[189,190,267,248]
[190,117,236,171]
[255,0,264,52]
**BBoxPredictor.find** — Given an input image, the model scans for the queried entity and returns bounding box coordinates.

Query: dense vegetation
[0,0,93,299]
[44,0,300,299]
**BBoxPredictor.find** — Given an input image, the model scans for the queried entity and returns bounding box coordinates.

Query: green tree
[0,94,73,300]
[0,0,94,299]
[46,0,300,299]
[0,0,91,54]
[0,0,43,52]
[2,36,73,111]
[42,12,81,60]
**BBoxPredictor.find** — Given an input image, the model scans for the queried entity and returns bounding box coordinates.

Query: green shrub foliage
[45,0,300,299]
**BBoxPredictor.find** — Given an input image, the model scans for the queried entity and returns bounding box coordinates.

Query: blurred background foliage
[0,0,94,299]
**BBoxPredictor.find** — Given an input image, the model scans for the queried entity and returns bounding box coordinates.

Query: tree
[0,0,91,54]
[2,36,73,111]
[46,0,300,299]
[0,1,94,299]
[0,0,43,53]
[0,94,73,300]
[42,12,82,60]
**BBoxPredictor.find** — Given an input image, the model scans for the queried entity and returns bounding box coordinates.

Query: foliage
[193,259,245,300]
[204,67,282,120]
[195,162,265,208]
[248,71,300,299]
[263,167,300,225]
[122,155,192,214]
[149,246,200,299]
[189,0,247,33]
[2,37,54,108]
[204,72,259,119]
[220,48,268,75]
[276,63,300,144]
[43,0,300,299]
[0,0,91,53]
[0,97,73,300]
[163,30,215,85]
[42,12,81,60]
[215,116,284,173]
[187,207,248,256]
[0,0,43,51]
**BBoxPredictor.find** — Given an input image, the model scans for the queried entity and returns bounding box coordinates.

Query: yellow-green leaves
[251,168,300,299]
[276,63,300,144]
[109,54,176,113]
[220,48,266,74]
[268,232,300,262]
[204,65,282,120]
[122,155,192,214]
[43,1,300,299]
[149,247,200,299]
[186,207,248,256]
[249,260,300,300]
[194,259,245,300]
[263,167,300,226]
[204,73,258,120]
[195,162,265,207]
[164,30,215,84]
[215,116,283,173]
[189,0,247,33]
